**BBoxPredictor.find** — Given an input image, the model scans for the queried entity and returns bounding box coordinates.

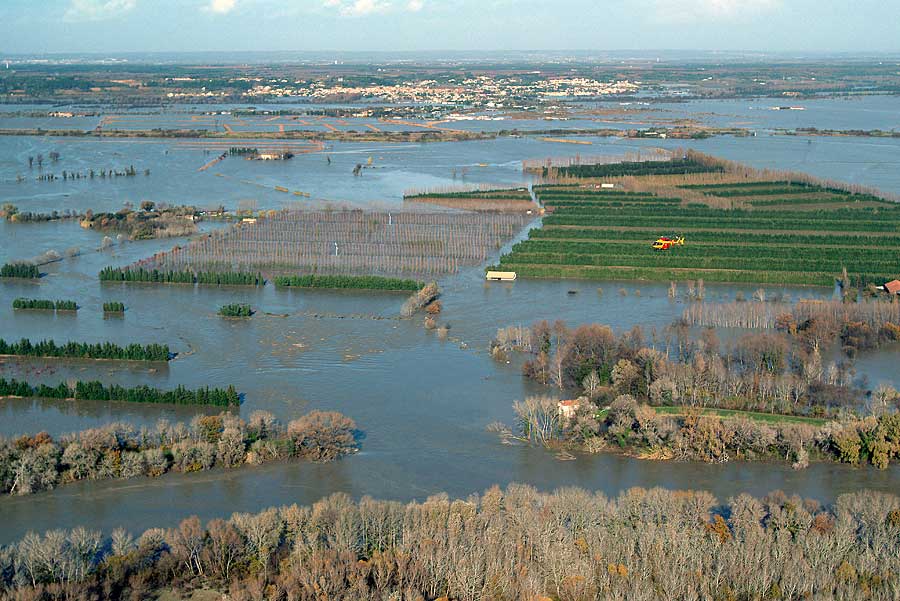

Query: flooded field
[1,96,900,544]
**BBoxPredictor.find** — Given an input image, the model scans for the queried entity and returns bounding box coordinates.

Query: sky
[0,0,898,55]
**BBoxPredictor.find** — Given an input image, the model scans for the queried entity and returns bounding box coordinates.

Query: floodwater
[1,97,899,543]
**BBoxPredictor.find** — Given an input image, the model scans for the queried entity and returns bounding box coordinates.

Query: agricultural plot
[494,156,900,286]
[404,188,538,213]
[680,181,896,209]
[137,210,533,278]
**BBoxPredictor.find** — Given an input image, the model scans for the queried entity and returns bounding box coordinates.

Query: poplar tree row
[99,266,263,286]
[0,338,170,361]
[0,263,40,279]
[0,378,239,407]
[12,298,77,311]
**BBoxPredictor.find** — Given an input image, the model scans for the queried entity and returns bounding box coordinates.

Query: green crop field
[492,159,900,286]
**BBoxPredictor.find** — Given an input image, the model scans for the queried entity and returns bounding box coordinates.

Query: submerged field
[130,210,533,278]
[493,154,900,286]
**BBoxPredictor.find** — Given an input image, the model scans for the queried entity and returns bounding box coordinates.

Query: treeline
[99,266,264,286]
[12,298,77,311]
[273,274,422,291]
[547,157,725,179]
[32,165,145,182]
[219,303,253,317]
[0,263,40,279]
[102,301,125,313]
[0,338,170,362]
[0,486,896,601]
[1,204,81,223]
[0,378,239,407]
[0,410,357,496]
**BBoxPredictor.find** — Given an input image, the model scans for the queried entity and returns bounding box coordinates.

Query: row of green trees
[499,251,898,277]
[748,195,887,207]
[0,338,170,361]
[274,274,422,291]
[0,378,239,407]
[542,203,900,223]
[11,299,126,313]
[512,238,896,262]
[545,215,900,232]
[497,264,852,286]
[99,266,264,286]
[0,263,40,278]
[218,303,253,317]
[549,157,724,178]
[12,298,77,311]
[405,187,529,199]
[703,186,845,197]
[530,226,900,248]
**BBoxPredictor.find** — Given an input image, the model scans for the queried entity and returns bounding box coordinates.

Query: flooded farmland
[1,97,900,544]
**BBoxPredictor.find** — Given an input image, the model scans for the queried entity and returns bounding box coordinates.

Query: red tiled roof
[885,280,900,294]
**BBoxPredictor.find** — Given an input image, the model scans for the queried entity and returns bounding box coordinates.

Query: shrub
[103,302,125,313]
[218,304,253,317]
[287,411,358,462]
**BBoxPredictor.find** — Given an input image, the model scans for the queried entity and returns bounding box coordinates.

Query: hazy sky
[1,0,898,54]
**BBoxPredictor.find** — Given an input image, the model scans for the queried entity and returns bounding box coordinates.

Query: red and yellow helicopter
[651,235,685,251]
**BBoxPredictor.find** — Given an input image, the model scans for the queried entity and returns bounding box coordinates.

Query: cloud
[652,0,781,23]
[208,0,237,13]
[407,0,424,11]
[344,0,391,16]
[323,0,393,17]
[64,0,136,22]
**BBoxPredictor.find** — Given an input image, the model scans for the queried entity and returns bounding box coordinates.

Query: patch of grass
[652,405,827,425]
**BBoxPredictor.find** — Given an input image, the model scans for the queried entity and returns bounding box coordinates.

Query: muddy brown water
[2,100,900,542]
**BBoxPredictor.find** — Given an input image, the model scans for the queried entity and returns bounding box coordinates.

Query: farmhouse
[883,280,900,295]
[557,399,580,420]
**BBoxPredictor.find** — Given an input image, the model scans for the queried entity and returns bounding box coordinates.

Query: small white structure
[241,218,257,224]
[486,271,516,281]
[600,183,615,189]
[558,400,580,420]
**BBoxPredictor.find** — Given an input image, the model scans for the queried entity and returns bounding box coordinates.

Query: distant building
[254,152,294,161]
[884,280,900,295]
[557,399,580,420]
